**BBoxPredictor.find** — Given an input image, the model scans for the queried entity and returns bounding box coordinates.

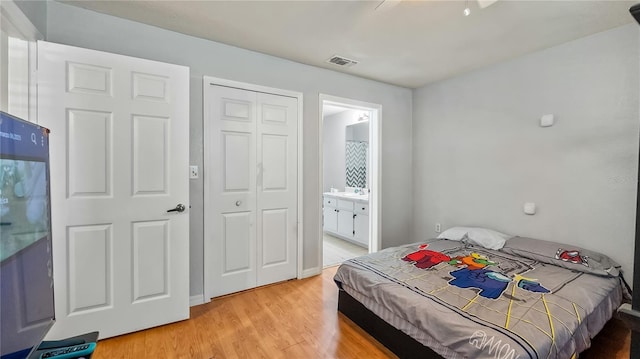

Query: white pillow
[437,227,468,241]
[437,226,511,250]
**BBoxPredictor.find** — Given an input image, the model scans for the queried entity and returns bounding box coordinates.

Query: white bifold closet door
[38,41,190,339]
[205,84,297,298]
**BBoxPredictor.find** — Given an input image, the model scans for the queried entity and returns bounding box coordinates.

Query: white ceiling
[323,104,351,117]
[60,0,636,88]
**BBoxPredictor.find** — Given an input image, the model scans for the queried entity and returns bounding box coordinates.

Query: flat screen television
[0,111,55,359]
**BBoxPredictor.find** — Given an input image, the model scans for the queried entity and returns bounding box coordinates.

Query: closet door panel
[206,85,257,297]
[256,93,298,286]
[205,84,298,297]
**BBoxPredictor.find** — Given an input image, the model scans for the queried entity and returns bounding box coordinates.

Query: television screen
[0,112,55,359]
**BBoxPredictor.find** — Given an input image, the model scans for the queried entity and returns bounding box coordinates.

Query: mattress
[334,239,624,359]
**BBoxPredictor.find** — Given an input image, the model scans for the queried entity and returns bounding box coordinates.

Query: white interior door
[207,85,257,297]
[37,41,190,339]
[256,93,298,286]
[205,83,297,298]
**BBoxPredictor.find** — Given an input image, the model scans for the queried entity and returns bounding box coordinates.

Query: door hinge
[353,214,356,219]
[353,230,355,235]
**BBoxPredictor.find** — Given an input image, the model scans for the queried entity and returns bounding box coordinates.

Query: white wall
[13,0,46,37]
[323,109,359,193]
[412,24,640,285]
[45,1,414,297]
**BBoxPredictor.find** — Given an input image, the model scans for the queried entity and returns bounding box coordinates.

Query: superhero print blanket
[334,239,623,359]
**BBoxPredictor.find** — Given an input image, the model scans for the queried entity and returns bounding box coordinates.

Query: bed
[334,232,627,359]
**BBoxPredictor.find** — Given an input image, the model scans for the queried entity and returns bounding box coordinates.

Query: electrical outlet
[435,223,441,233]
[189,165,199,179]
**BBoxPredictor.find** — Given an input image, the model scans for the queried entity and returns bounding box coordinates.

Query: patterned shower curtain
[346,140,367,188]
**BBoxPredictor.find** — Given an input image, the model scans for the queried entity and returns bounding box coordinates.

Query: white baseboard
[190,294,207,307]
[300,266,322,279]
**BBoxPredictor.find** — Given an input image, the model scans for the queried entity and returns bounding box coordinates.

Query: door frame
[318,94,382,265]
[0,0,43,123]
[203,76,304,301]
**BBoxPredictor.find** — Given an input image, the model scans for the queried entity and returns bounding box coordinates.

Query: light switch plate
[189,165,199,179]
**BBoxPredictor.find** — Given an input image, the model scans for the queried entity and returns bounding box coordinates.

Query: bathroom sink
[330,192,368,201]
[325,191,368,201]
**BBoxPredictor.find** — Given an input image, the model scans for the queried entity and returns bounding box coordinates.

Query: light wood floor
[93,266,631,359]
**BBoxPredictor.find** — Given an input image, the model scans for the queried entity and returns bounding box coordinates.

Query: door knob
[236,201,242,207]
[167,204,186,213]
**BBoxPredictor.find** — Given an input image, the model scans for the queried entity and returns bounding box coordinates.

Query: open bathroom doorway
[319,94,381,268]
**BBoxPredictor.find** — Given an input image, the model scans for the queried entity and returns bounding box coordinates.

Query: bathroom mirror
[345,122,369,188]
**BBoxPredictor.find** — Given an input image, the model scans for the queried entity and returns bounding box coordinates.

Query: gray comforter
[334,239,623,359]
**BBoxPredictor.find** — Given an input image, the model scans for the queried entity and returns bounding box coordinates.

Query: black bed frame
[337,289,444,359]
[338,288,617,359]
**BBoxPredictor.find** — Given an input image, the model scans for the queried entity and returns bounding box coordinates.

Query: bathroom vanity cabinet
[323,194,369,247]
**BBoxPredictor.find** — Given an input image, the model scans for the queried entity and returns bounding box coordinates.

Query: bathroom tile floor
[323,233,368,268]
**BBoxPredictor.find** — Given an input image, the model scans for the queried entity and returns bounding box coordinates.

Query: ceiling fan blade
[375,0,496,13]
[375,0,402,12]
[477,0,499,9]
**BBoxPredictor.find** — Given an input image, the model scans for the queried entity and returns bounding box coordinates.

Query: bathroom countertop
[323,192,369,203]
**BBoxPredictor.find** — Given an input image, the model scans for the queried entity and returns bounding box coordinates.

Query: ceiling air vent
[326,55,358,67]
